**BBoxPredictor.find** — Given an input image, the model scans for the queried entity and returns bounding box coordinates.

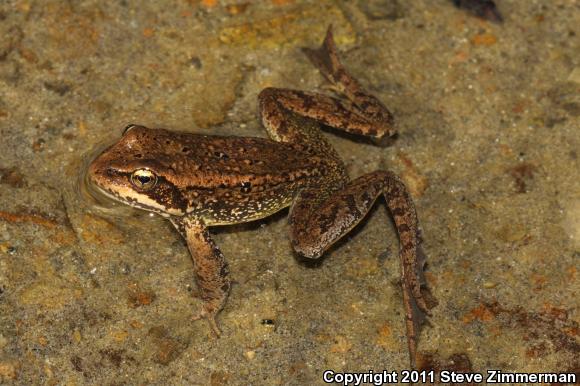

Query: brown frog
[88,28,429,367]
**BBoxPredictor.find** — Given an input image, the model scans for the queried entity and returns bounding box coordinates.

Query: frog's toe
[206,316,222,337]
[409,284,431,316]
[192,309,222,337]
[416,296,430,316]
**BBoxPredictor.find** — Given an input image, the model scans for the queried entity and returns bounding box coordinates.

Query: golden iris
[130,169,157,190]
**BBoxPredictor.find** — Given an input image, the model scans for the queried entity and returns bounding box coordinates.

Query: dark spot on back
[241,182,252,193]
[214,151,229,161]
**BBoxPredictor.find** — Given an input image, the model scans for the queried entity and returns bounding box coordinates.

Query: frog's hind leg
[259,88,390,143]
[258,87,341,161]
[302,26,395,139]
[258,27,394,144]
[171,217,231,337]
[289,170,429,368]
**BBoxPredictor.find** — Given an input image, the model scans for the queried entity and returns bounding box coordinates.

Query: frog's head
[88,125,187,217]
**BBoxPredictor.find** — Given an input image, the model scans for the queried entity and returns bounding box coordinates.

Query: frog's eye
[123,124,139,135]
[130,169,157,190]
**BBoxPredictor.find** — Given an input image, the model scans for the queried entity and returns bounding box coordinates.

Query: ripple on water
[75,140,165,228]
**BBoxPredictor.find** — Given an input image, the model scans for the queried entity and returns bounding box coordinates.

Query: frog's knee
[291,237,324,259]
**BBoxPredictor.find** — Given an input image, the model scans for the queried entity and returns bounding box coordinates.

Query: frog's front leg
[289,170,427,367]
[170,217,231,336]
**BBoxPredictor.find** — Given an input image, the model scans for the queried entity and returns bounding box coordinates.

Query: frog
[88,27,430,368]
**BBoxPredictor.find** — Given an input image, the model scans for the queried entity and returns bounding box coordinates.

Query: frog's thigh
[289,170,418,264]
[171,217,231,317]
[258,88,388,140]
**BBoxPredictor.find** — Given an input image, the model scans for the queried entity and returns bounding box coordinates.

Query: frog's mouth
[88,179,182,218]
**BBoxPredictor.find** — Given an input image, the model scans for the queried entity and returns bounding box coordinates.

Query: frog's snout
[87,154,112,187]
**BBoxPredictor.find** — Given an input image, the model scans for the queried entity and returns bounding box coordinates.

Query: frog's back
[96,126,340,224]
[118,126,332,189]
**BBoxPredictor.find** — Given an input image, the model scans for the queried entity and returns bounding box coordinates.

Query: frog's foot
[192,308,222,337]
[302,25,352,94]
[402,281,422,369]
[415,288,430,316]
[403,264,430,316]
[301,26,395,139]
[319,82,347,97]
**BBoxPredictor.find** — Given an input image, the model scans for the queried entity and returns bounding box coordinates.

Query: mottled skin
[88,28,428,367]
